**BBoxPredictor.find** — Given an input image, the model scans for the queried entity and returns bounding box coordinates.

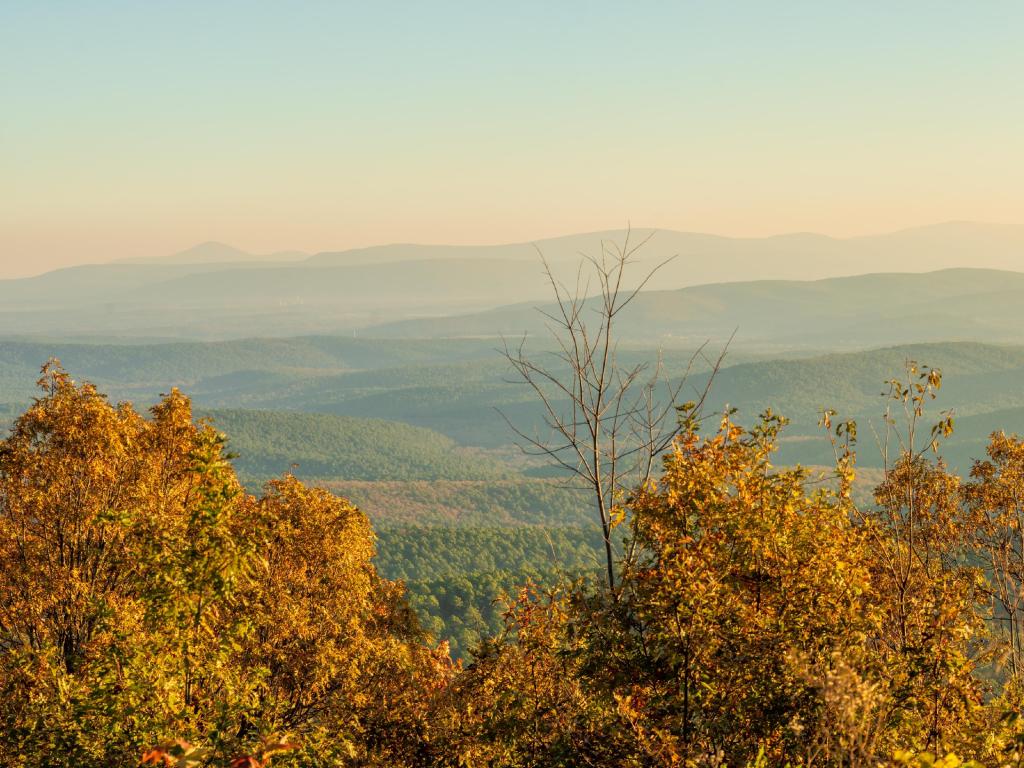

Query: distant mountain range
[1,222,1022,342]
[109,220,1024,275]
[115,241,309,264]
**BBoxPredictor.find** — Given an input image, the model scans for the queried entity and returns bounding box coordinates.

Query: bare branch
[501,232,725,594]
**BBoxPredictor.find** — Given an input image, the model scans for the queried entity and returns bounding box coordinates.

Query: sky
[1,1,1022,278]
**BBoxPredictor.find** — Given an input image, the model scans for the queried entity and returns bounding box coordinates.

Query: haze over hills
[60,220,1024,275]
[115,241,310,265]
[369,267,1024,350]
[2,221,1022,342]
[3,336,1024,472]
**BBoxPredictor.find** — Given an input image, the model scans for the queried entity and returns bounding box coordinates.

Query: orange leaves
[141,738,297,768]
[227,738,299,768]
[140,740,211,767]
[140,749,174,767]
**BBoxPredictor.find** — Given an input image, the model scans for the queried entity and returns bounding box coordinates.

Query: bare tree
[500,230,726,592]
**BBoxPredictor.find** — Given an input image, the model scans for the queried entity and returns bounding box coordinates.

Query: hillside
[0,259,557,339]
[0,336,509,405]
[322,479,591,527]
[5,338,1024,469]
[679,342,1024,471]
[0,337,729,447]
[368,267,1024,349]
[204,408,511,484]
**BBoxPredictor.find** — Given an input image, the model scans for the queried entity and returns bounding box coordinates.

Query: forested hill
[0,336,506,404]
[203,409,511,484]
[683,341,1024,470]
[4,338,1024,470]
[368,267,1024,348]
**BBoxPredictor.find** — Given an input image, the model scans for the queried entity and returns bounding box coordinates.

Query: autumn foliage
[431,366,1024,767]
[8,362,1024,766]
[0,364,449,767]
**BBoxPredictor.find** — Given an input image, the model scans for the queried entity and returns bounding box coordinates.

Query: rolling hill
[4,335,1024,471]
[368,268,1024,349]
[202,408,512,485]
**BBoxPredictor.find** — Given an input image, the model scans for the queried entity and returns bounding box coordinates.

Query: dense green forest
[375,525,605,656]
[322,479,591,526]
[204,408,512,483]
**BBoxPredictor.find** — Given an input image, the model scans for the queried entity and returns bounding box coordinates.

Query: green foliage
[204,408,511,484]
[375,525,605,656]
[329,480,591,526]
[375,524,604,581]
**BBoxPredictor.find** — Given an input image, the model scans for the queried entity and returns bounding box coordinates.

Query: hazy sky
[2,1,1022,278]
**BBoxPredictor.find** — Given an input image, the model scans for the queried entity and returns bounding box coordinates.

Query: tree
[236,475,451,764]
[0,363,451,767]
[0,362,259,763]
[433,582,635,767]
[964,433,1024,680]
[501,230,725,591]
[858,363,987,750]
[599,410,882,765]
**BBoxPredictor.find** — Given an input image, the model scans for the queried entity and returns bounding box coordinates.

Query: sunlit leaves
[0,363,449,767]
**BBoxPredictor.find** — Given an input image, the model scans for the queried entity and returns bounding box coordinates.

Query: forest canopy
[6,363,1024,766]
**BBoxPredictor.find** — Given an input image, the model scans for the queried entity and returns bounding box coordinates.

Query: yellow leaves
[891,749,981,768]
[613,412,888,761]
[227,736,300,767]
[0,366,448,766]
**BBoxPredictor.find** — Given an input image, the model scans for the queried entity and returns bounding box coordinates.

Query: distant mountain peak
[173,241,252,261]
[114,241,251,265]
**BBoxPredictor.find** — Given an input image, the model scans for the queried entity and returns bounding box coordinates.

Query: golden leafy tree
[436,411,887,767]
[606,410,882,765]
[445,393,1001,767]
[236,474,453,765]
[0,364,450,767]
[862,364,988,751]
[964,432,1024,679]
[0,363,256,763]
[431,581,638,767]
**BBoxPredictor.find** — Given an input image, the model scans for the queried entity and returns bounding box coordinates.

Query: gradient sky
[1,1,1022,278]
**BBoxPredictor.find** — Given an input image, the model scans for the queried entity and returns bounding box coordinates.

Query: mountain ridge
[364,267,1024,349]
[3,222,1022,341]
